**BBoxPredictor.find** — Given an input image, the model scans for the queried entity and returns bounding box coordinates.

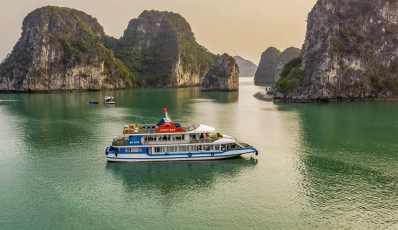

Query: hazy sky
[0,0,317,64]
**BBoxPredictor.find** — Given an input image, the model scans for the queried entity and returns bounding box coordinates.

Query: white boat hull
[106,148,257,162]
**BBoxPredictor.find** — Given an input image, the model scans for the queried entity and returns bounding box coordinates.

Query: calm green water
[0,78,397,229]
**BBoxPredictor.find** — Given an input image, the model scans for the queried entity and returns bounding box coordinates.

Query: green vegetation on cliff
[1,7,216,91]
[276,58,306,94]
[105,10,217,87]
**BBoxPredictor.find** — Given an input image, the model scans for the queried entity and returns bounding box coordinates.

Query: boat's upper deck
[111,108,253,149]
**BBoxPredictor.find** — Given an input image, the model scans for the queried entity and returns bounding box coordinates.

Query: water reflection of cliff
[201,91,238,103]
[105,157,257,195]
[284,103,398,228]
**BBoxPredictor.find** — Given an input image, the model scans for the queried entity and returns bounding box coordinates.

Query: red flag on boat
[164,107,168,112]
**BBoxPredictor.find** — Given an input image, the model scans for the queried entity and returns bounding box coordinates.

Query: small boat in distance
[88,100,99,104]
[105,96,115,104]
[105,108,258,162]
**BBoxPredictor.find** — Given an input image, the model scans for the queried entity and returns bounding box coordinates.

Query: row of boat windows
[152,144,237,153]
[123,144,238,153]
[143,134,185,142]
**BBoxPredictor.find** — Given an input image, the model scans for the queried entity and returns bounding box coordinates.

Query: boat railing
[190,139,212,144]
[112,136,128,146]
[237,141,253,148]
[149,140,189,145]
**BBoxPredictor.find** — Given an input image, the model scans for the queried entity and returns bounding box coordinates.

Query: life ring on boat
[188,152,192,157]
[144,142,148,145]
[211,152,214,156]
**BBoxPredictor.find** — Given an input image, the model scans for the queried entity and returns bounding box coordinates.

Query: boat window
[190,134,198,142]
[126,147,142,152]
[147,135,156,141]
[154,147,168,153]
[174,134,184,141]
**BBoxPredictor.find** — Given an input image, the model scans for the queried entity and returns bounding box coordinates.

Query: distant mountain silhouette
[233,56,257,77]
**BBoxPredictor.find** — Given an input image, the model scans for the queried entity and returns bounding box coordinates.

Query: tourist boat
[105,96,115,104]
[105,108,258,162]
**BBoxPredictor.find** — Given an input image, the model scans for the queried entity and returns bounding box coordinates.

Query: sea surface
[0,78,397,229]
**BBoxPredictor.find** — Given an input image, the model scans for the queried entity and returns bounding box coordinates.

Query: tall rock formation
[0,6,133,92]
[233,56,257,77]
[110,10,217,88]
[254,47,280,84]
[254,47,300,84]
[276,0,398,101]
[201,53,239,92]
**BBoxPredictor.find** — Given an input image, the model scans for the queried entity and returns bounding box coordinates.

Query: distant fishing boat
[88,100,99,104]
[105,107,258,162]
[105,96,115,104]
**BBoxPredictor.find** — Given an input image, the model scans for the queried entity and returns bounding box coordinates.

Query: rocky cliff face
[254,47,300,84]
[277,0,398,101]
[275,48,301,82]
[0,6,133,92]
[254,47,280,84]
[233,56,257,77]
[113,10,217,88]
[201,53,239,92]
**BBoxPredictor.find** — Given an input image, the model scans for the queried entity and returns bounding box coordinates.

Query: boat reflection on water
[105,157,258,194]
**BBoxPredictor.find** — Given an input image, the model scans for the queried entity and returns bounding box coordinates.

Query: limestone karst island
[2,0,398,102]
[272,0,398,102]
[0,7,226,92]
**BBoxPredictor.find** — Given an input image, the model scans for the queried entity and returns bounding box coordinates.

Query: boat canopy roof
[186,124,215,133]
[123,108,216,135]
